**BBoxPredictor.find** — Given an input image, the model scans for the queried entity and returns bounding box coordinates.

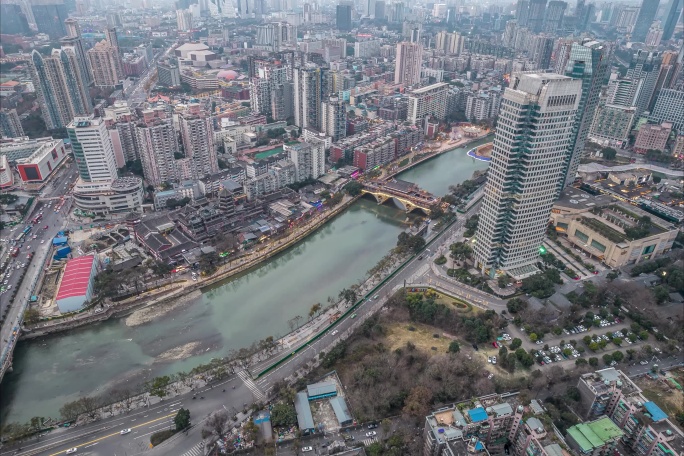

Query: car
[640,360,649,365]
[66,449,78,455]
[366,431,377,437]
[368,423,378,429]
[120,428,131,435]
[487,357,492,363]
[40,240,45,244]
[44,225,49,230]
[302,447,313,452]
[417,255,424,260]
[492,356,497,364]
[373,295,379,300]
[351,313,357,319]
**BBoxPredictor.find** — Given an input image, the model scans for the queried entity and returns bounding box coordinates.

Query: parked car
[120,429,131,435]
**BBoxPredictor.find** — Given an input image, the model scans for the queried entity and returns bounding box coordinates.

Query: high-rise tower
[136,118,179,186]
[527,0,548,32]
[87,40,123,87]
[394,42,423,86]
[336,4,352,31]
[321,95,347,142]
[68,115,118,182]
[661,0,683,41]
[631,0,660,42]
[178,105,218,179]
[29,49,92,130]
[473,73,581,278]
[61,18,92,87]
[293,64,327,129]
[543,0,567,32]
[561,40,611,187]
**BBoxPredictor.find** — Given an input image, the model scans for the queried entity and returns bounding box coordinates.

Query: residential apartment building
[353,137,395,170]
[0,109,24,138]
[407,82,449,124]
[473,73,581,279]
[179,105,218,179]
[634,122,673,154]
[62,18,93,88]
[589,104,636,148]
[294,64,326,129]
[136,118,179,186]
[395,42,423,86]
[29,49,92,130]
[284,141,325,181]
[566,417,624,455]
[354,40,382,58]
[321,96,347,142]
[243,159,297,199]
[87,40,123,88]
[576,368,682,456]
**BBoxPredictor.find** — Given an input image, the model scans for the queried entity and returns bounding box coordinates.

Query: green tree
[147,376,171,399]
[23,308,40,324]
[308,303,322,320]
[601,147,617,160]
[270,402,297,427]
[448,341,460,353]
[529,333,538,342]
[602,353,613,365]
[506,298,527,313]
[612,351,624,362]
[498,275,510,288]
[639,330,649,340]
[653,286,670,304]
[510,338,522,350]
[344,180,363,196]
[588,357,599,366]
[174,408,191,431]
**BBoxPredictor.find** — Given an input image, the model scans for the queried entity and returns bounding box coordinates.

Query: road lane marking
[47,413,175,456]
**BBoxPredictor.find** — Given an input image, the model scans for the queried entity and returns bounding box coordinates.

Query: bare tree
[204,411,230,441]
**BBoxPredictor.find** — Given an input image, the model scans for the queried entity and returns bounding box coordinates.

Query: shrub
[150,429,176,446]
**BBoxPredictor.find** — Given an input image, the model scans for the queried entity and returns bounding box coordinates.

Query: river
[0,140,489,424]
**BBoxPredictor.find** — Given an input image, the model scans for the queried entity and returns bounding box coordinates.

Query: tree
[203,411,228,440]
[0,193,19,205]
[498,275,510,288]
[506,298,527,314]
[308,303,322,320]
[270,402,297,427]
[396,232,426,254]
[59,400,82,421]
[639,330,649,340]
[174,408,191,431]
[125,159,144,177]
[448,341,460,353]
[147,375,171,399]
[653,286,670,304]
[602,353,613,365]
[23,308,40,325]
[601,147,617,160]
[403,385,432,418]
[612,350,624,362]
[588,357,599,366]
[344,180,364,196]
[510,338,522,350]
[529,333,538,342]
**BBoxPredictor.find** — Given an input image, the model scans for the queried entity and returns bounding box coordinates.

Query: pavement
[0,161,76,380]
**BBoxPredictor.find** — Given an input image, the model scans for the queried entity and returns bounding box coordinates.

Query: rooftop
[56,255,96,302]
[567,417,623,451]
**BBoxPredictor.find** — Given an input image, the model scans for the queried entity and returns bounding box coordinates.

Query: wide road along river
[0,139,489,424]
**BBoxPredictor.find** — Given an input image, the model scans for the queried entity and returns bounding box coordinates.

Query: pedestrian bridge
[361,179,437,215]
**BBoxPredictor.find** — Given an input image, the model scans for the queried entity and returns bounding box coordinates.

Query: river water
[0,140,489,424]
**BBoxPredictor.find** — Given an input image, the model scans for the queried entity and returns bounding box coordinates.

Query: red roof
[56,255,96,301]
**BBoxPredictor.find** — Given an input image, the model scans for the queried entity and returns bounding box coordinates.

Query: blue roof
[53,236,68,245]
[329,396,353,425]
[294,392,315,430]
[643,401,667,422]
[468,407,488,423]
[475,441,484,450]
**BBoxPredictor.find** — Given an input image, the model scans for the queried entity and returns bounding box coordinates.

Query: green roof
[567,417,623,451]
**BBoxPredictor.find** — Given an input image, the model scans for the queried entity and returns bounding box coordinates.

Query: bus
[23,226,32,236]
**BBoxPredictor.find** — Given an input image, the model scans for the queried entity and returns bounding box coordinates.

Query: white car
[120,428,131,435]
[331,330,338,336]
[366,431,377,437]
[41,240,45,244]
[302,447,313,452]
[66,449,78,455]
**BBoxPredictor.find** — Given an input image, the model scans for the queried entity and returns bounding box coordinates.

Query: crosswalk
[362,437,378,446]
[237,370,266,401]
[181,441,205,456]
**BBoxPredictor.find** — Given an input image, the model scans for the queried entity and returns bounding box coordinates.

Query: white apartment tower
[178,105,218,179]
[394,42,423,86]
[294,64,326,129]
[136,119,179,186]
[177,9,193,31]
[67,116,119,182]
[284,141,325,181]
[473,73,582,279]
[321,96,347,142]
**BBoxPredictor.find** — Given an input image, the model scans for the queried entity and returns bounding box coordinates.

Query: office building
[284,141,325,181]
[87,41,123,87]
[178,105,218,179]
[68,116,118,182]
[29,49,92,130]
[395,42,423,86]
[543,0,567,32]
[516,0,531,26]
[407,82,449,124]
[157,61,181,87]
[0,109,24,139]
[561,40,611,187]
[321,96,347,142]
[336,3,352,31]
[649,89,684,130]
[354,40,382,58]
[136,118,179,186]
[527,0,548,32]
[632,0,660,42]
[662,0,683,40]
[177,9,193,31]
[627,50,663,118]
[529,34,555,69]
[293,64,326,129]
[473,73,581,279]
[14,138,68,184]
[31,0,68,39]
[61,18,92,88]
[0,3,31,35]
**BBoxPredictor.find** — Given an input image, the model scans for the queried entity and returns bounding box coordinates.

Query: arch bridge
[361,179,438,215]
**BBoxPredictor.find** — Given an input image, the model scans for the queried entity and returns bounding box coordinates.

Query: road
[0,161,77,380]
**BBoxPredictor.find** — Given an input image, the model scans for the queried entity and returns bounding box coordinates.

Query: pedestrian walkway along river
[0,139,490,423]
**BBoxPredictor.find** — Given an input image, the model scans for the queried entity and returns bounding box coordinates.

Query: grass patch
[384,322,452,353]
[407,290,475,313]
[398,158,410,167]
